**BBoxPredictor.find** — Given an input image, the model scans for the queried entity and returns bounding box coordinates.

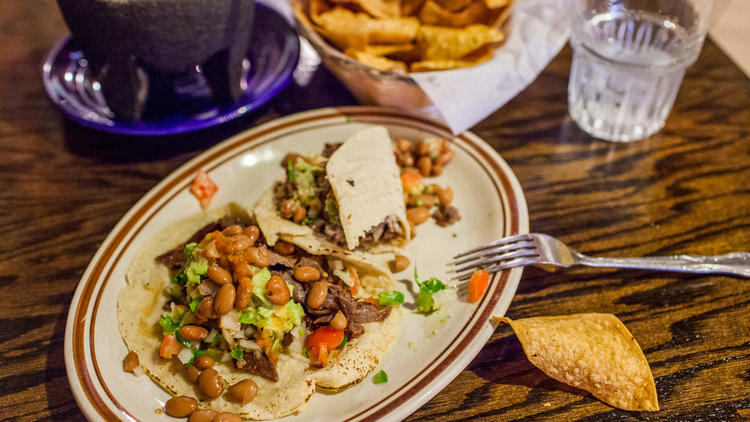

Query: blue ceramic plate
[43,3,299,136]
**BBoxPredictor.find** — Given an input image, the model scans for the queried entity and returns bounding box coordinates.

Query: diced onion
[238,339,261,351]
[221,352,231,362]
[244,325,256,338]
[222,328,236,349]
[204,329,218,344]
[220,311,241,332]
[333,269,352,286]
[197,280,218,296]
[177,347,192,364]
[328,259,344,271]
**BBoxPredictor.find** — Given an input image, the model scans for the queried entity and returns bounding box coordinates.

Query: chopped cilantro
[372,370,388,384]
[287,161,296,182]
[175,331,193,349]
[189,298,201,312]
[170,271,187,285]
[231,345,244,361]
[378,291,405,306]
[338,335,348,350]
[159,315,179,335]
[302,348,309,358]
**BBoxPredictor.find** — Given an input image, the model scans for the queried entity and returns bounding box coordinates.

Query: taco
[118,203,400,419]
[267,125,410,252]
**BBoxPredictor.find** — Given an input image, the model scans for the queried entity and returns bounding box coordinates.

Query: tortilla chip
[410,43,494,71]
[401,0,425,16]
[417,24,504,61]
[419,0,491,28]
[331,0,401,18]
[485,0,510,8]
[433,0,473,12]
[346,49,409,72]
[495,314,659,412]
[314,7,419,47]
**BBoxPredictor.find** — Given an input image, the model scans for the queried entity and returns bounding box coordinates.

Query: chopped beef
[353,301,392,323]
[359,215,404,248]
[297,255,325,272]
[156,216,244,270]
[273,180,296,202]
[265,246,298,268]
[236,350,279,382]
[321,222,346,246]
[282,332,294,348]
[432,205,461,227]
[321,142,342,158]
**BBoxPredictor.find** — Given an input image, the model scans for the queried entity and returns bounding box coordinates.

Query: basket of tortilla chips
[293,0,513,111]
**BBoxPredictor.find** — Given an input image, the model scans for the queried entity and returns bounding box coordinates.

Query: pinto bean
[225,235,252,254]
[194,297,214,325]
[435,185,453,205]
[235,276,252,309]
[280,199,296,219]
[228,379,258,404]
[292,206,306,223]
[266,275,291,305]
[212,413,241,422]
[307,281,328,309]
[122,351,139,373]
[330,311,347,331]
[431,163,444,176]
[390,255,410,273]
[207,265,232,285]
[245,247,270,267]
[179,325,208,341]
[185,365,201,384]
[407,194,436,208]
[273,240,295,255]
[417,156,432,177]
[164,396,197,417]
[407,207,430,225]
[242,225,259,244]
[416,140,429,156]
[435,148,455,166]
[214,284,236,315]
[294,266,320,282]
[198,368,224,398]
[189,409,218,422]
[194,355,215,370]
[396,138,412,152]
[222,224,243,237]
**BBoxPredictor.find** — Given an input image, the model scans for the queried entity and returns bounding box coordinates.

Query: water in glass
[568,9,695,142]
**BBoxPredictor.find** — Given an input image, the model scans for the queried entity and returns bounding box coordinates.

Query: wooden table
[2,1,748,420]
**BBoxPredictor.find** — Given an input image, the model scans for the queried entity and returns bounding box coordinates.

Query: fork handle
[576,252,750,277]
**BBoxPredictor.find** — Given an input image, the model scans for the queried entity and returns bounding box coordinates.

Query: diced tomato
[400,170,424,195]
[159,334,182,359]
[467,268,489,303]
[190,169,218,209]
[306,326,344,367]
[348,267,360,296]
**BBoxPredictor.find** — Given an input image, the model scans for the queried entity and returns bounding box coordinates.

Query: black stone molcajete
[56,0,255,121]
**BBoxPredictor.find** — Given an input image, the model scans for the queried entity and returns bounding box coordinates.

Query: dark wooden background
[1,1,748,420]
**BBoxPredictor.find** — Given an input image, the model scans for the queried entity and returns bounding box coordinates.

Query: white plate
[64,106,528,421]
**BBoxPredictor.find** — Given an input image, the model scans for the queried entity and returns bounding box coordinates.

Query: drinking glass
[568,0,715,142]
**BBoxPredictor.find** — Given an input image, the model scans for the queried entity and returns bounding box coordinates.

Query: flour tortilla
[326,126,410,251]
[118,202,400,419]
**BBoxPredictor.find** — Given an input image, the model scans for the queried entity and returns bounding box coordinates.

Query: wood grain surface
[1,1,748,421]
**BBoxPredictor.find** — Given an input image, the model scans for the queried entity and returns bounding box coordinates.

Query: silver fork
[449,233,750,282]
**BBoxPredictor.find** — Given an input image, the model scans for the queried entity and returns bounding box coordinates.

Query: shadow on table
[61,66,357,164]
[467,330,589,398]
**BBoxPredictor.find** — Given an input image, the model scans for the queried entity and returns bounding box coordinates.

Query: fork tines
[449,233,538,282]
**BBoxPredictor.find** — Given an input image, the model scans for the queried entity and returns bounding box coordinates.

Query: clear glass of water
[568,0,715,142]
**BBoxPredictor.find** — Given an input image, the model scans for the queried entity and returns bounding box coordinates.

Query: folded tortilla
[118,203,400,420]
[326,126,410,250]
